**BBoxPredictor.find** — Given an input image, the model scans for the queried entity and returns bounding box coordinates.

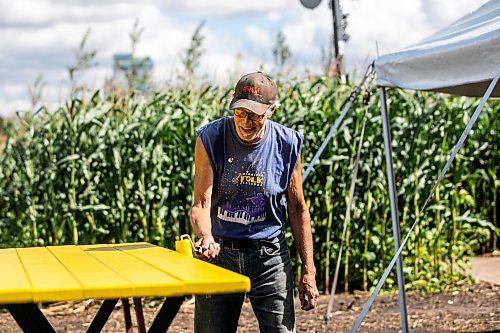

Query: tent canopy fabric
[375,0,500,97]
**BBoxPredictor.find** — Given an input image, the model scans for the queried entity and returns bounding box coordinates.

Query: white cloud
[156,0,291,17]
[245,25,274,58]
[268,12,283,21]
[0,0,140,27]
[1,83,26,96]
[0,99,31,118]
[0,0,491,118]
[281,5,331,64]
[135,6,194,63]
[342,0,488,71]
[343,0,427,63]
[422,0,487,27]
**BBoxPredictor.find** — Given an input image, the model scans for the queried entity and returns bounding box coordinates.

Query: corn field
[0,77,498,293]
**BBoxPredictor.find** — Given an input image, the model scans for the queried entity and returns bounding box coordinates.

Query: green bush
[1,77,498,293]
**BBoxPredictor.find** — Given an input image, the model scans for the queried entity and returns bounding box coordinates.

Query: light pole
[300,0,348,75]
[330,0,342,74]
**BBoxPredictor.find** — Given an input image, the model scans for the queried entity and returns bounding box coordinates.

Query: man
[190,71,318,333]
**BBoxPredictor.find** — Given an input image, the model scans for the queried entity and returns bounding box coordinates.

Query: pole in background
[330,0,341,73]
[300,0,349,75]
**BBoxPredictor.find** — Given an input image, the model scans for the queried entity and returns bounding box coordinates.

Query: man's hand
[298,270,319,311]
[194,235,220,261]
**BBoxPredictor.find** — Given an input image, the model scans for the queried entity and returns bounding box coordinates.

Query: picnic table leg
[122,298,133,333]
[133,298,146,333]
[86,299,118,333]
[6,303,56,333]
[147,297,184,333]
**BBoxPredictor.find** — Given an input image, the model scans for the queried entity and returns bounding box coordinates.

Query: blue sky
[0,0,487,117]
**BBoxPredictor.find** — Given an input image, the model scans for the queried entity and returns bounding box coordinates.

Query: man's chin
[237,130,256,141]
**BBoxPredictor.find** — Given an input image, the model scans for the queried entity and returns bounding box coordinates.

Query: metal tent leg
[379,87,409,333]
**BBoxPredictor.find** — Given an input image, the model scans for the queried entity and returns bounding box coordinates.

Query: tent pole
[302,62,374,182]
[379,87,409,333]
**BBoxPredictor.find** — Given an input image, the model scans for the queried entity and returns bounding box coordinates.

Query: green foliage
[68,27,98,91]
[0,78,498,294]
[320,38,334,77]
[126,20,150,92]
[28,74,47,111]
[273,31,292,73]
[181,21,206,82]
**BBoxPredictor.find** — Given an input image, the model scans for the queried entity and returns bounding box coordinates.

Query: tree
[272,31,292,75]
[28,74,46,111]
[67,28,98,95]
[321,37,336,77]
[127,19,147,91]
[181,21,206,84]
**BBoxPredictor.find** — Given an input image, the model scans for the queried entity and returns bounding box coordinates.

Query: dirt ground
[1,282,498,333]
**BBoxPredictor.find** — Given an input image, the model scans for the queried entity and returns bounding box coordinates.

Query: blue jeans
[195,234,295,333]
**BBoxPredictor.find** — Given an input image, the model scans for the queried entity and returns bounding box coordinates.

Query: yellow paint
[17,247,83,302]
[175,239,194,257]
[0,243,250,304]
[47,245,134,299]
[79,244,186,297]
[0,249,32,303]
[122,246,251,294]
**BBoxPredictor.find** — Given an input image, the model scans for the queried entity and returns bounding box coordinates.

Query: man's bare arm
[190,137,219,260]
[287,156,319,310]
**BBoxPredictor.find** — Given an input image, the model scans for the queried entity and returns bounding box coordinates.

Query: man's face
[233,108,268,143]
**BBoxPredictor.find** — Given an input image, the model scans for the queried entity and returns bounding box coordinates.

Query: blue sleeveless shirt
[196,117,303,240]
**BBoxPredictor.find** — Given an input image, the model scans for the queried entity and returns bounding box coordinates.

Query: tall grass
[0,77,498,293]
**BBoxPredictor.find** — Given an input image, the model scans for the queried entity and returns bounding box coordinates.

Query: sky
[0,0,488,117]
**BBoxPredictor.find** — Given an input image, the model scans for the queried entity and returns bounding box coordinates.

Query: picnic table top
[0,242,250,304]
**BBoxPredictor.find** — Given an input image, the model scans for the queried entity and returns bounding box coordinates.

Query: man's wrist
[194,230,212,239]
[301,264,316,275]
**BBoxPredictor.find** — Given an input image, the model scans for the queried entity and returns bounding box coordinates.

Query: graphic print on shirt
[217,160,267,225]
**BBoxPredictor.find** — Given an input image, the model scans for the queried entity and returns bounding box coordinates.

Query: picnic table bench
[0,242,250,332]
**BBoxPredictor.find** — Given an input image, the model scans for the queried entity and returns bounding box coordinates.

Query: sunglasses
[233,108,266,121]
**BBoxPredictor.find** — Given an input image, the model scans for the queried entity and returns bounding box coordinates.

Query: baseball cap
[229,72,277,115]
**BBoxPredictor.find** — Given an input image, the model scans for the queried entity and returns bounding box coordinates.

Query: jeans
[195,234,295,333]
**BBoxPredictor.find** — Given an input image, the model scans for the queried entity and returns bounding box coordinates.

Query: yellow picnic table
[0,242,250,333]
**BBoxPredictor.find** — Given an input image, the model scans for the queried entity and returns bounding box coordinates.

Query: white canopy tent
[376,0,500,96]
[305,1,498,330]
[353,1,500,332]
